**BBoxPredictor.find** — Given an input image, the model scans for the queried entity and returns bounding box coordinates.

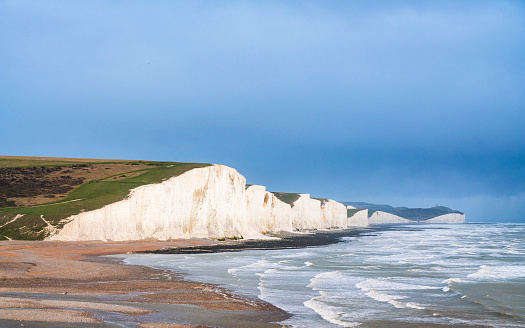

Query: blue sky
[1,1,524,222]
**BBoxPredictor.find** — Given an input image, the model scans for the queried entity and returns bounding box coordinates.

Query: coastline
[126,224,525,328]
[0,227,380,327]
[0,239,289,327]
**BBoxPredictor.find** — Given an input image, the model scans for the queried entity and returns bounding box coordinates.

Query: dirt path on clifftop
[0,240,289,328]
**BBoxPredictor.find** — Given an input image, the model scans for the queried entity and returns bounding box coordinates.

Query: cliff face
[366,211,465,224]
[49,164,465,242]
[51,165,365,241]
[344,202,464,223]
[424,213,465,223]
[245,185,293,233]
[321,199,349,228]
[290,194,322,230]
[368,211,411,224]
[52,165,254,241]
[347,207,369,227]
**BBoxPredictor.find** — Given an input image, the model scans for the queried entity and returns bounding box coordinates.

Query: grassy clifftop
[0,156,210,240]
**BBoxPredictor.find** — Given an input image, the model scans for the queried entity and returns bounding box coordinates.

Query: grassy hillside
[343,202,463,221]
[0,156,210,240]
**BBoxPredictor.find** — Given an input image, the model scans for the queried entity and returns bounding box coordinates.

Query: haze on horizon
[1,1,524,222]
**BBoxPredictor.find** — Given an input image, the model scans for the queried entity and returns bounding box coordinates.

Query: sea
[121,223,525,327]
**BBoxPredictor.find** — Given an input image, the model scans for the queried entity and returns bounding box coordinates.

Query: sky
[1,1,524,222]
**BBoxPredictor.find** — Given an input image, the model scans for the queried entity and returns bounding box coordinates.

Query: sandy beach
[0,239,289,327]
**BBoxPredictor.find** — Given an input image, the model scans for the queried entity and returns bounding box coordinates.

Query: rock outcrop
[50,165,366,241]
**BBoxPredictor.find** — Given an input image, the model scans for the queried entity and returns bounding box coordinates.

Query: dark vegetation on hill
[0,156,209,240]
[0,166,86,207]
[312,197,329,205]
[343,202,463,221]
[347,208,364,218]
[272,192,301,206]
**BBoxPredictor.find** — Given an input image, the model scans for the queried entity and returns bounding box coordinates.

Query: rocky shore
[143,227,378,254]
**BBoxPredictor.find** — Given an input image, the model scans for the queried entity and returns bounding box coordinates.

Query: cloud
[1,1,524,221]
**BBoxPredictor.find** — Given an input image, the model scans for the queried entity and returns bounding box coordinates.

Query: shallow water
[122,223,525,327]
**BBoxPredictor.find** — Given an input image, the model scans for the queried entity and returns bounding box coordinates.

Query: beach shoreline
[0,227,380,327]
[0,238,290,327]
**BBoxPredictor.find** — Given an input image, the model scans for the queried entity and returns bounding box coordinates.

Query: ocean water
[122,224,525,327]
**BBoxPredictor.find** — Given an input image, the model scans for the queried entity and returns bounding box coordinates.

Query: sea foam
[467,265,525,280]
[118,223,525,328]
[304,295,360,327]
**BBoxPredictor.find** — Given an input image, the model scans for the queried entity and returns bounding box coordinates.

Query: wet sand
[0,239,289,327]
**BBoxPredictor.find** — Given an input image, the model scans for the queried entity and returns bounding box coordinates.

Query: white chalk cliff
[245,185,294,233]
[49,165,465,241]
[368,211,412,224]
[50,165,367,242]
[424,213,465,223]
[346,207,369,227]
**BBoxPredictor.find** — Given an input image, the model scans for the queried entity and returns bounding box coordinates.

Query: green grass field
[0,156,210,240]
